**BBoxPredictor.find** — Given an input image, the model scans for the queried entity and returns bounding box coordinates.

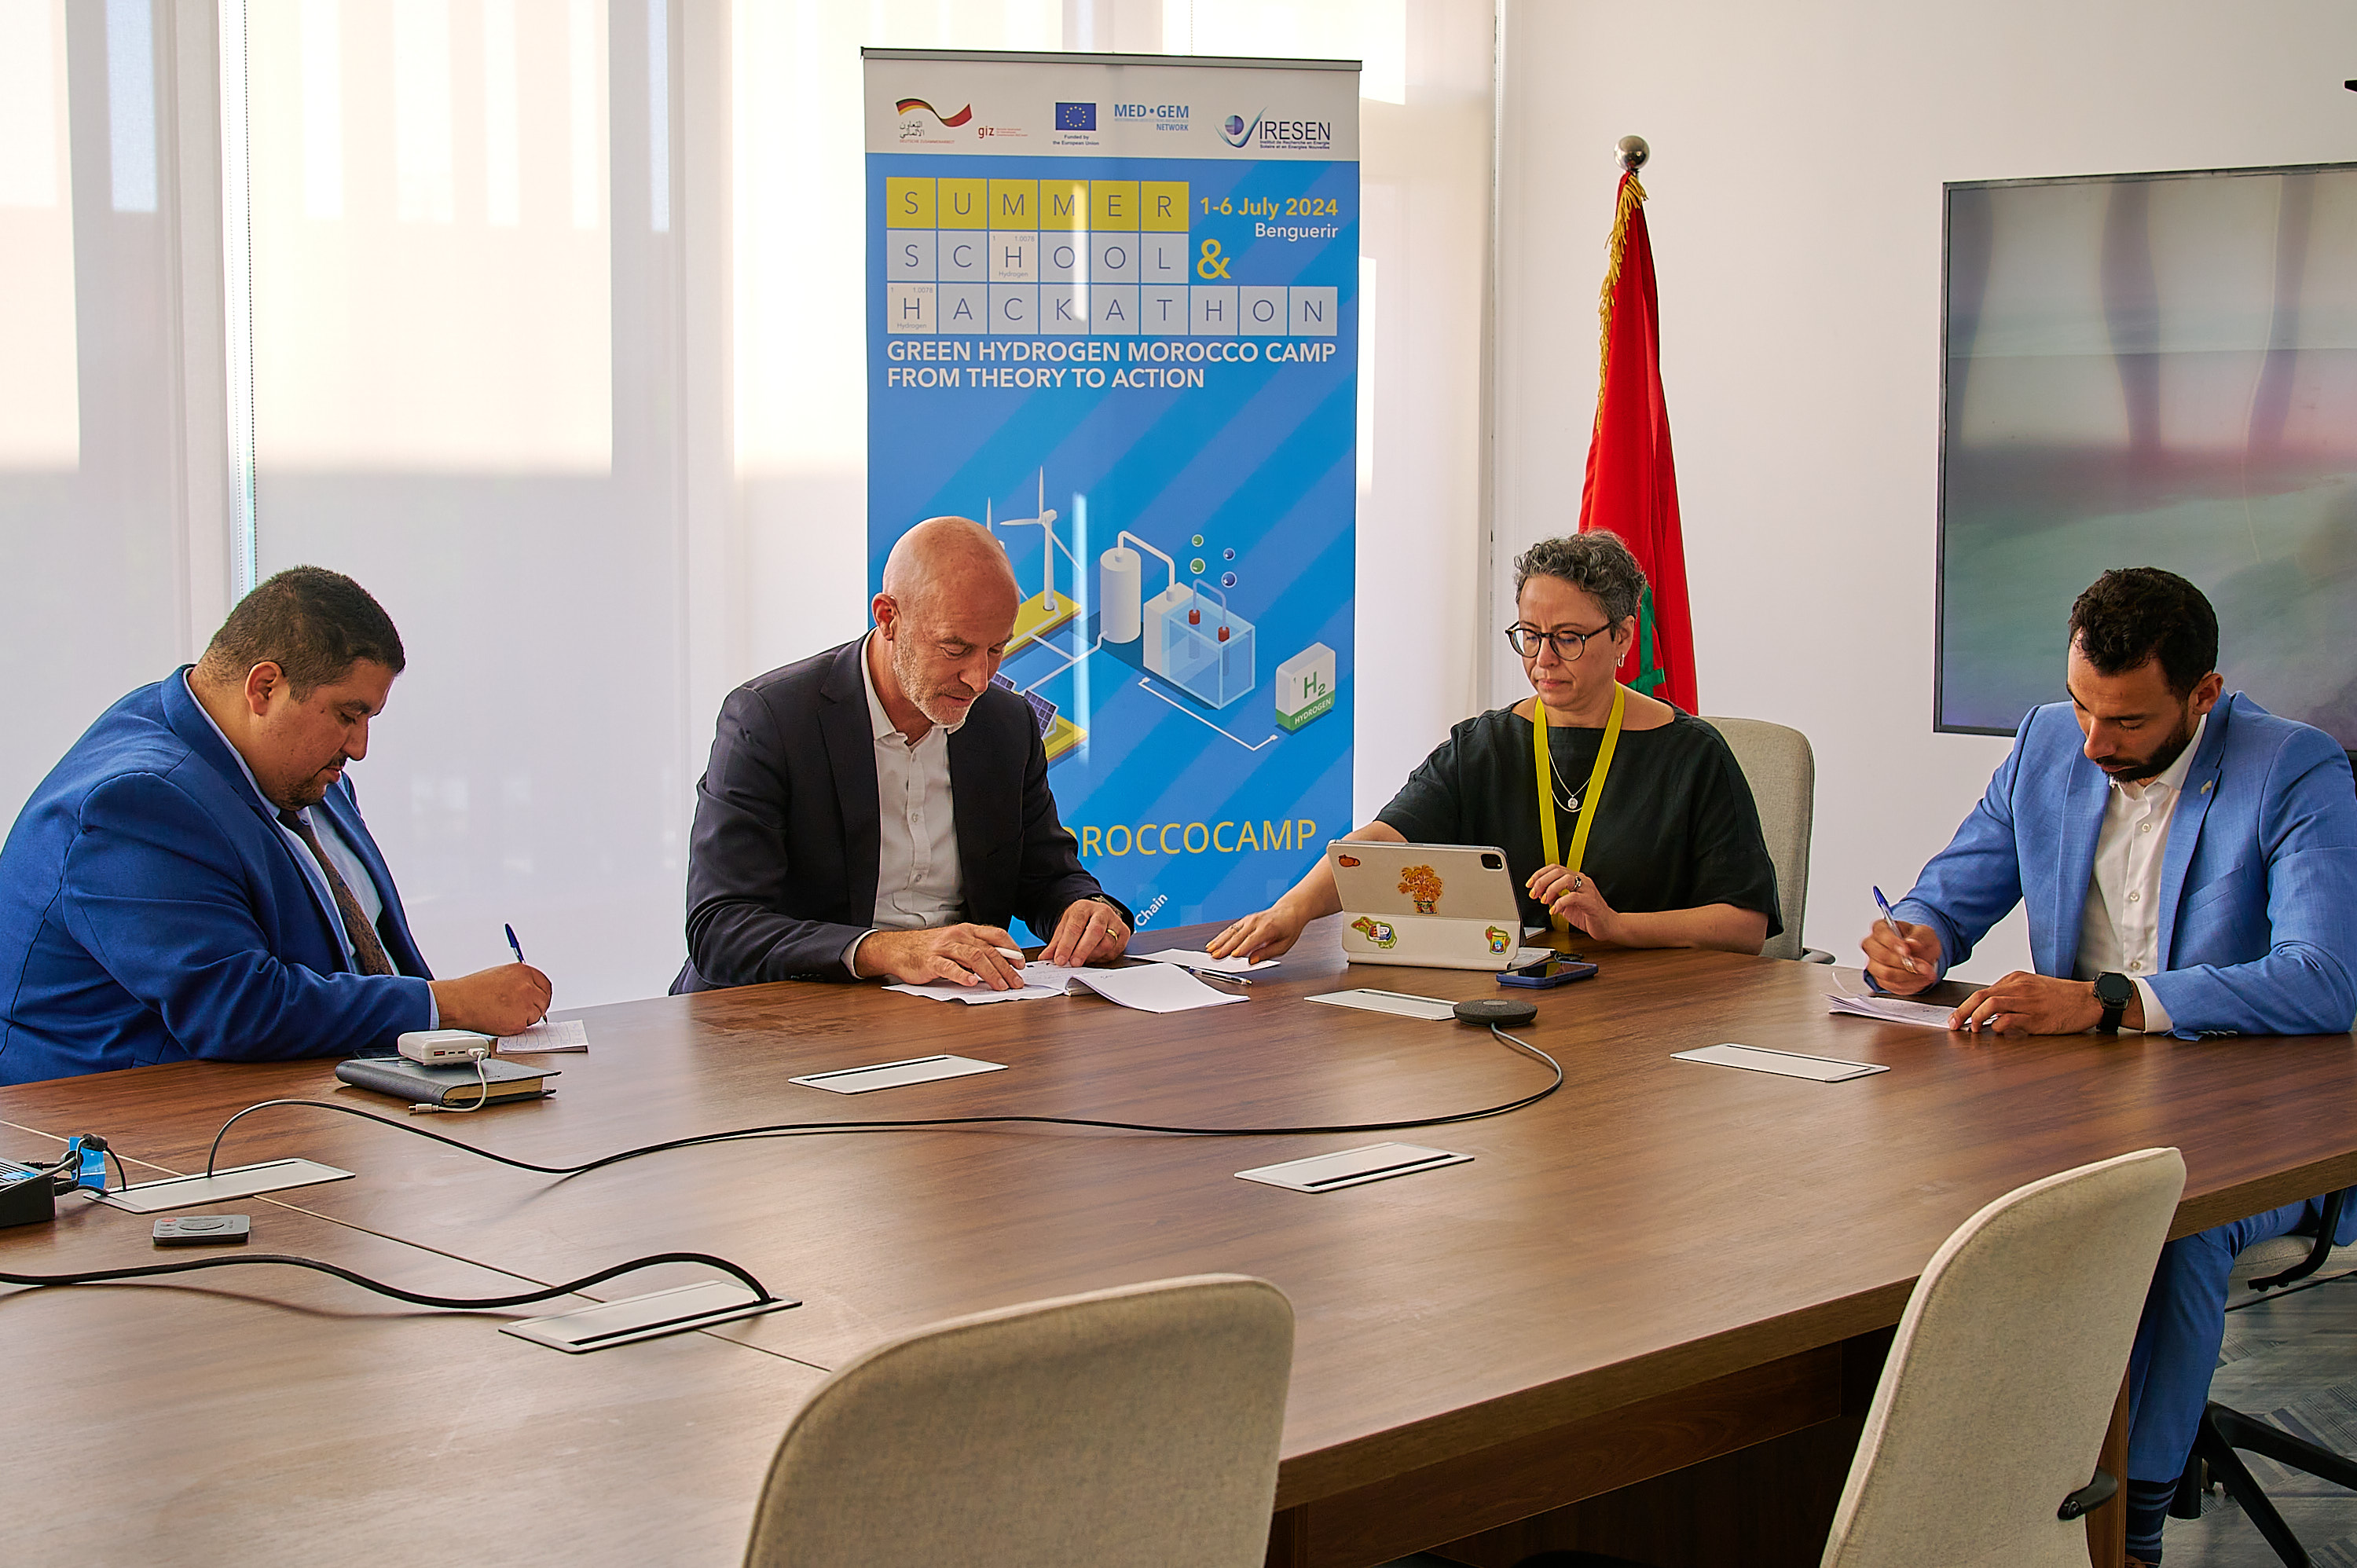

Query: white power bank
[397,1028,496,1064]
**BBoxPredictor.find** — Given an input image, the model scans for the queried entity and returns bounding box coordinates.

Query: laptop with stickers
[1327,841,1551,971]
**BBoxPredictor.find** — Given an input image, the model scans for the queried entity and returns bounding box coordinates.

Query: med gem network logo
[1055,101,1097,130]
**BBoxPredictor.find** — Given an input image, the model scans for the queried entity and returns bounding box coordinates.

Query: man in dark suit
[676,517,1128,991]
[0,567,550,1084]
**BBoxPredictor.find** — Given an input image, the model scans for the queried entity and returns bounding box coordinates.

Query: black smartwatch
[2093,971,2135,1035]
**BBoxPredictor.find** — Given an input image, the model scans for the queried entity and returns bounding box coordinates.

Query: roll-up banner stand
[864,49,1359,937]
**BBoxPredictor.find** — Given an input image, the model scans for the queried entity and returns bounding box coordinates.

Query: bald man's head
[881,516,1021,616]
[869,517,1022,734]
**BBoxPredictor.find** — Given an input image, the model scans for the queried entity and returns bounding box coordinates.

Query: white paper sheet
[1062,963,1246,1013]
[1132,948,1280,975]
[1827,991,1958,1029]
[887,962,1244,1013]
[1303,988,1458,1021]
[497,1019,590,1053]
[885,979,1067,1005]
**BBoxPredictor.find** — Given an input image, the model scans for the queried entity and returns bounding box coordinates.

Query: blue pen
[1872,887,1920,976]
[504,923,526,965]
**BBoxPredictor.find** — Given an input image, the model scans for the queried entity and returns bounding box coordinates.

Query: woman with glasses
[1208,531,1780,961]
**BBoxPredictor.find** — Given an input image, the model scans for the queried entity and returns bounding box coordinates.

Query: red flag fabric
[1576,173,1697,713]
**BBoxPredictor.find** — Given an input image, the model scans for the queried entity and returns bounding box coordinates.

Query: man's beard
[890,639,977,729]
[2104,710,2197,783]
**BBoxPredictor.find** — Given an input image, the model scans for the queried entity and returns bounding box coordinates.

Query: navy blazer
[675,637,1123,988]
[1896,693,2357,1038]
[0,670,434,1084]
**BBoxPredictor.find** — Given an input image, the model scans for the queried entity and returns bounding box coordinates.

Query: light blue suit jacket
[1894,693,2357,1039]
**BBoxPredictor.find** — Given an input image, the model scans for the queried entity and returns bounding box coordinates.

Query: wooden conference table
[5,918,2355,1566]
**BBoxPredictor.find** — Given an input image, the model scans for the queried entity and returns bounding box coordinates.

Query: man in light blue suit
[0,567,550,1086]
[1865,567,2357,1567]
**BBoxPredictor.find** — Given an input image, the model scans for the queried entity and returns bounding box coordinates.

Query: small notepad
[498,1019,590,1053]
[1673,1042,1888,1083]
[1827,991,1956,1030]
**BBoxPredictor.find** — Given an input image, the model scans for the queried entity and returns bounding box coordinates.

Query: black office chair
[2170,1189,2357,1568]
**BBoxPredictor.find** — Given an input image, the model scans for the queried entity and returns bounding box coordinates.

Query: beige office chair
[1701,716,1830,962]
[1518,1146,2187,1568]
[741,1273,1294,1568]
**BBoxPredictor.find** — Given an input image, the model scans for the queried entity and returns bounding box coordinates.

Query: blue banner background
[867,151,1358,940]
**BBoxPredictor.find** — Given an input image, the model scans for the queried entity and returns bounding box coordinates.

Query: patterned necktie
[278,809,396,976]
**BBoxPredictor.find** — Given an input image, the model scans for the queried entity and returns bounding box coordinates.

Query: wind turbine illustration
[988,468,1077,652]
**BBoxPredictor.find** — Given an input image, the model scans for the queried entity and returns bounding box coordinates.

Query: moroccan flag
[1577,172,1697,713]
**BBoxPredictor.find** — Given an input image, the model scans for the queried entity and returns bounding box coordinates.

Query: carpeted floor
[1380,1271,2357,1568]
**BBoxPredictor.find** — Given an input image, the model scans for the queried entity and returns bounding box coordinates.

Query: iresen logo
[1219,111,1263,148]
[895,97,973,127]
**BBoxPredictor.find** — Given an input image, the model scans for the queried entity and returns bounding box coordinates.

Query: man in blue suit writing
[1864,567,2357,1567]
[0,567,550,1086]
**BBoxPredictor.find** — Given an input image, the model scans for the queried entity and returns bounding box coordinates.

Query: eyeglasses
[1505,621,1614,661]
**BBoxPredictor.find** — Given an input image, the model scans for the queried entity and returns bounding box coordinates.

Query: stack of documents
[1826,991,1957,1030]
[888,962,1244,1013]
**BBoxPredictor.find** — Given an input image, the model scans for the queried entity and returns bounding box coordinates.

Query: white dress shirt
[2075,713,2206,1033]
[845,634,968,973]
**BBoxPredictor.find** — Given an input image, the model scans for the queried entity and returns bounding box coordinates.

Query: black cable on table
[203,1025,1562,1179]
[0,1248,773,1307]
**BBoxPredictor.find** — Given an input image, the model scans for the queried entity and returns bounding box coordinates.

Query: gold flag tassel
[1591,174,1647,428]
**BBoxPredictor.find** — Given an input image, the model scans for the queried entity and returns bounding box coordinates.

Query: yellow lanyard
[1533,683,1626,932]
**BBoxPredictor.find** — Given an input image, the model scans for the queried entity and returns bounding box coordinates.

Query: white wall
[1494,0,2357,978]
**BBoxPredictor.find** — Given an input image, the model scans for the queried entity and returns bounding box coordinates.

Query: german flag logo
[896,98,973,127]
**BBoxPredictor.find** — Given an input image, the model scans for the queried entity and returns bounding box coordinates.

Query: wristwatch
[2093,972,2135,1035]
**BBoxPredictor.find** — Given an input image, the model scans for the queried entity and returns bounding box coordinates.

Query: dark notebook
[335,1054,559,1107]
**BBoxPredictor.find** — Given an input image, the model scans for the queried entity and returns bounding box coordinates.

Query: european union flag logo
[1055,101,1097,131]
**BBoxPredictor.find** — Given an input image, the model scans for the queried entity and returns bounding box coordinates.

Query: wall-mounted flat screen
[1938,163,2357,745]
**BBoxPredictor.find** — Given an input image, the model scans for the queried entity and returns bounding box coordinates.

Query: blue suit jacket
[0,671,434,1084]
[1895,693,2357,1039]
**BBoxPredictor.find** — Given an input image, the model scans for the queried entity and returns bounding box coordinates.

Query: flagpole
[1616,134,1648,174]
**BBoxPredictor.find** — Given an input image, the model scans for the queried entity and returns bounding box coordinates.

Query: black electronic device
[2093,971,2135,1035]
[1499,955,1599,990]
[1,1160,57,1229]
[152,1214,252,1247]
[1453,997,1538,1028]
[1937,160,2357,748]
